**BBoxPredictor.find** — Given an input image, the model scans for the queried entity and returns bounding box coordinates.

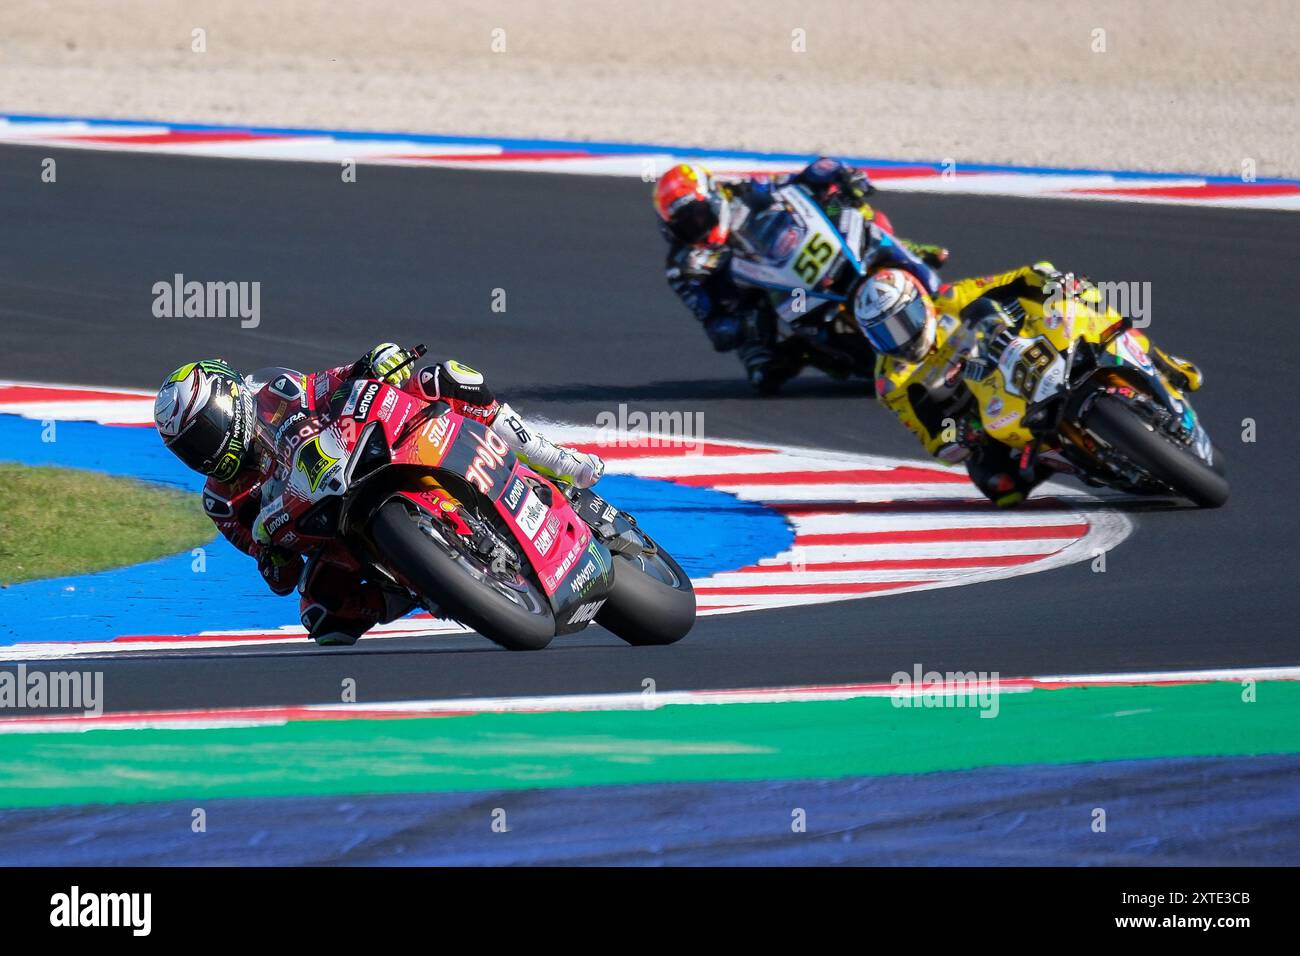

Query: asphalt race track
[2,143,1297,711]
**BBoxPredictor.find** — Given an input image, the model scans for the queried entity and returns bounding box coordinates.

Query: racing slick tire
[369,500,556,650]
[596,536,697,646]
[1085,394,1230,509]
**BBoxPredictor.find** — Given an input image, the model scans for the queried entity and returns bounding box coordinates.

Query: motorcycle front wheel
[369,500,556,650]
[1084,394,1230,509]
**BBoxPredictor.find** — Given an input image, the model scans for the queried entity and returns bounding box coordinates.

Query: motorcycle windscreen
[733,204,804,263]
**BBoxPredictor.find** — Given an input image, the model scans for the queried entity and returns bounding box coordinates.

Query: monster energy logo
[569,544,612,596]
[212,448,242,482]
[587,543,609,580]
[210,378,245,482]
[165,358,237,384]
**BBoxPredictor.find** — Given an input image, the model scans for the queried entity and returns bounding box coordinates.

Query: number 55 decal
[794,234,835,284]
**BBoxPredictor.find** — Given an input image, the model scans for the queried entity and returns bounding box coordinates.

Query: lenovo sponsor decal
[352,382,381,420]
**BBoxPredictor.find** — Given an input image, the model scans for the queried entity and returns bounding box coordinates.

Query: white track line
[0,665,1295,734]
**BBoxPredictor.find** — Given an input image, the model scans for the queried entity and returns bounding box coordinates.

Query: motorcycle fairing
[729,184,861,303]
[959,295,1206,455]
[366,385,615,616]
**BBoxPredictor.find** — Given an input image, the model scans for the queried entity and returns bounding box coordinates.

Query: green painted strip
[1,682,1296,808]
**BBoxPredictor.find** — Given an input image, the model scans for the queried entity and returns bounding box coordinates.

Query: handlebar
[382,343,427,381]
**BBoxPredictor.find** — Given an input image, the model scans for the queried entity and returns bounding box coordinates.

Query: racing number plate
[793,234,836,284]
[1000,336,1061,399]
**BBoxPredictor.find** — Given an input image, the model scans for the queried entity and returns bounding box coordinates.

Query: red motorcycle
[252,350,696,650]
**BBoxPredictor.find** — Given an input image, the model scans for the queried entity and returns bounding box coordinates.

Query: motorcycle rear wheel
[596,532,696,646]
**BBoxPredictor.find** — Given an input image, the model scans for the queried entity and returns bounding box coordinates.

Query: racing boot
[301,607,368,647]
[965,441,1048,508]
[300,557,415,646]
[738,337,806,395]
[492,404,605,488]
[1151,346,1203,392]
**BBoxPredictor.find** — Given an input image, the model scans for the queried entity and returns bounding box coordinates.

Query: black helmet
[153,360,254,482]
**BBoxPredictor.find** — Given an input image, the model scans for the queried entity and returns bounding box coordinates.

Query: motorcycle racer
[855,263,1204,506]
[654,157,949,393]
[153,344,605,645]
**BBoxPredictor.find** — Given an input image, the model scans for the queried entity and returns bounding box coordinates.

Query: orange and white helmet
[852,269,938,362]
[653,163,728,244]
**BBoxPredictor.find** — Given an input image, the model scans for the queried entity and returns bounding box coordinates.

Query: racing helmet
[852,269,938,362]
[653,163,727,244]
[154,359,255,482]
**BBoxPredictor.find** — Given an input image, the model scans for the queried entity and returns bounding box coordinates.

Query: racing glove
[1031,262,1093,300]
[839,167,874,203]
[492,403,605,489]
[901,240,950,270]
[361,343,415,385]
[796,157,874,202]
[931,413,986,465]
[256,545,303,596]
[962,298,1018,350]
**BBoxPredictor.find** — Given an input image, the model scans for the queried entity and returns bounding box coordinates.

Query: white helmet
[852,268,938,362]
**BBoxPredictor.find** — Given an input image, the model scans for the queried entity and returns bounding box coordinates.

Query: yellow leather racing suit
[873,262,1202,505]
[874,263,1076,505]
[875,265,1061,443]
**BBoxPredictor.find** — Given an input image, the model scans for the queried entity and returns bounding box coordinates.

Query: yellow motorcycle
[953,291,1229,508]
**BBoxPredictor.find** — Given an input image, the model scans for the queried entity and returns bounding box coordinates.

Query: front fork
[390,478,524,595]
[412,482,523,574]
